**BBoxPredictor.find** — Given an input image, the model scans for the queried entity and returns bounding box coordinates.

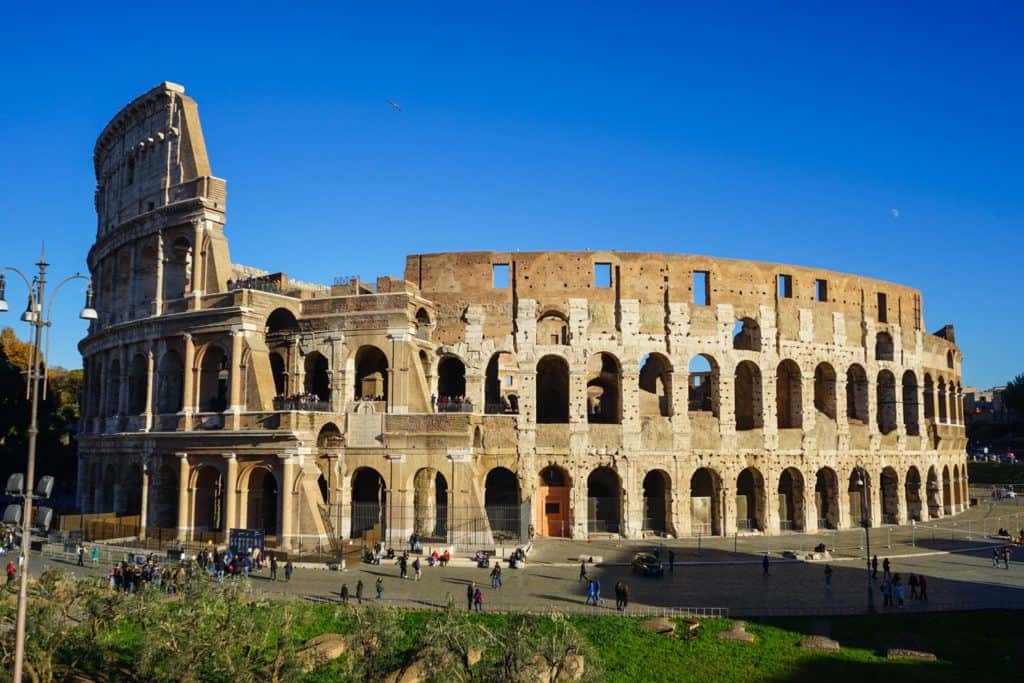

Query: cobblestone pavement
[30,498,1024,618]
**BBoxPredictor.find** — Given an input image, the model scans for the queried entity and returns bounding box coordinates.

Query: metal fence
[587,497,621,534]
[337,502,532,550]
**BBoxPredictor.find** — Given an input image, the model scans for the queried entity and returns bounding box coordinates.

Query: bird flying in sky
[387,99,402,111]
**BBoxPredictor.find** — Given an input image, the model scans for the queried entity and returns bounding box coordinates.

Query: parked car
[631,552,665,577]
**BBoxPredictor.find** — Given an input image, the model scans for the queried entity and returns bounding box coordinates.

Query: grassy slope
[290,608,1021,682]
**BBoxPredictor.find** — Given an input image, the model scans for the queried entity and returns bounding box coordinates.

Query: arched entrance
[536,466,570,538]
[153,463,178,528]
[437,356,467,404]
[941,465,952,514]
[413,468,448,542]
[815,467,839,529]
[351,468,386,539]
[121,464,143,517]
[484,467,521,542]
[536,355,569,423]
[880,467,899,524]
[777,467,805,531]
[245,468,279,537]
[193,466,224,532]
[353,346,388,401]
[736,467,766,531]
[690,467,722,536]
[586,353,622,423]
[905,466,922,521]
[847,468,872,527]
[642,470,671,535]
[587,467,621,535]
[953,466,963,511]
[639,354,672,417]
[304,352,330,401]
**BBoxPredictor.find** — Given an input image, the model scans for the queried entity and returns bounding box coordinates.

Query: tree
[1003,373,1024,420]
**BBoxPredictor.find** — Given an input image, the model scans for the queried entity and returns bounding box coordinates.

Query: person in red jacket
[6,560,16,585]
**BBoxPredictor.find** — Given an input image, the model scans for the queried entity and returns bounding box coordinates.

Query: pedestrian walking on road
[6,560,15,586]
[762,553,770,577]
[620,581,629,611]
[824,564,833,592]
[585,579,597,606]
[1003,546,1012,569]
[270,556,278,581]
[77,543,84,566]
[918,574,928,601]
[467,581,476,611]
[340,583,349,604]
[490,563,502,589]
[356,579,364,604]
[908,573,919,600]
[992,547,1001,568]
[594,578,603,605]
[881,578,892,607]
[375,576,383,600]
[668,549,675,573]
[882,557,891,581]
[413,557,422,581]
[579,561,587,582]
[614,580,625,610]
[474,587,484,612]
[871,555,878,580]
[399,555,408,580]
[284,561,293,582]
[91,545,99,566]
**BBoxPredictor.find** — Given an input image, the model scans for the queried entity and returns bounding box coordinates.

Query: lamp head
[20,295,36,323]
[79,283,97,321]
[0,273,7,312]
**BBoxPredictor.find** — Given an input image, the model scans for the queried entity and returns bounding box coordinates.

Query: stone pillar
[127,244,137,319]
[143,341,155,431]
[139,461,150,538]
[191,221,204,296]
[176,453,190,541]
[75,453,88,513]
[181,334,194,430]
[117,345,129,416]
[223,453,238,531]
[97,354,108,431]
[154,231,164,316]
[279,454,297,550]
[803,483,819,534]
[868,476,882,528]
[722,486,737,536]
[229,330,244,429]
[764,474,781,535]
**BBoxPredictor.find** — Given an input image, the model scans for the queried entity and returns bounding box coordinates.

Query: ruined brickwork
[78,84,969,551]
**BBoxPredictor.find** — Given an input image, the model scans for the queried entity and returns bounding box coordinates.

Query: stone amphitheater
[76,82,968,552]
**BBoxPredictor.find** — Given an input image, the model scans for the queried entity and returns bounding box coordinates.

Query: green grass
[968,461,1024,485]
[288,609,1021,682]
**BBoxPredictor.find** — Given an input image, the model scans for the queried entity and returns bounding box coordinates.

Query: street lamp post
[1,245,95,682]
[855,465,875,614]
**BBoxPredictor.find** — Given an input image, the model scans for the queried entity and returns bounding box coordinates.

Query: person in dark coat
[356,579,364,604]
[466,581,476,611]
[340,584,349,604]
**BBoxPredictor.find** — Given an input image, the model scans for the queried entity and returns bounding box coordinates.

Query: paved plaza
[34,496,1024,618]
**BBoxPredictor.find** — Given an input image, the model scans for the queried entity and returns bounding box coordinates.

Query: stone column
[75,453,88,513]
[803,482,819,534]
[127,244,137,319]
[229,330,244,429]
[181,334,195,430]
[176,453,190,541]
[117,345,129,417]
[722,485,737,536]
[223,453,238,531]
[139,460,150,538]
[143,341,155,431]
[764,472,781,535]
[154,231,164,316]
[191,221,204,296]
[97,354,108,432]
[278,454,297,550]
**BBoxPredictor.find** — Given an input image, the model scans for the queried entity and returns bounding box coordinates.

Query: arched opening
[266,308,299,336]
[437,356,467,406]
[688,354,719,416]
[415,307,431,337]
[905,466,922,522]
[847,469,872,527]
[536,355,569,423]
[902,371,920,436]
[157,350,184,414]
[937,378,948,423]
[304,351,330,401]
[813,363,837,420]
[121,464,143,516]
[815,467,839,529]
[732,318,761,351]
[536,466,571,537]
[153,463,177,528]
[875,332,894,361]
[101,464,116,512]
[949,383,959,425]
[941,465,952,514]
[354,346,388,401]
[946,350,955,369]
[926,466,941,518]
[952,465,962,510]
[734,360,763,430]
[485,351,517,413]
[877,370,897,434]
[413,468,448,542]
[776,360,803,429]
[846,364,869,424]
[537,310,569,345]
[163,236,192,301]
[777,468,805,531]
[193,466,224,532]
[317,473,329,505]
[484,467,521,542]
[198,345,229,412]
[269,352,286,396]
[736,467,766,531]
[587,466,621,534]
[245,468,279,536]
[136,245,158,309]
[880,467,900,524]
[639,354,672,417]
[317,422,343,451]
[690,467,722,536]
[586,353,622,424]
[923,374,935,420]
[351,468,386,539]
[106,358,121,416]
[642,470,671,534]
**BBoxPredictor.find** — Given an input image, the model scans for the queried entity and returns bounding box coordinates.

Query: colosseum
[76,82,969,552]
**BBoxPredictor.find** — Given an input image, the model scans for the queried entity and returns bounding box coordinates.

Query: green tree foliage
[1003,373,1024,419]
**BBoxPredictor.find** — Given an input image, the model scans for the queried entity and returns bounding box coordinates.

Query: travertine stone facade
[78,83,969,551]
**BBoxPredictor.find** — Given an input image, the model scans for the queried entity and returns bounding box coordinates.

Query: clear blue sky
[1,2,1020,387]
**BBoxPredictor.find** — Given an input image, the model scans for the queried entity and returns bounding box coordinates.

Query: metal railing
[272,397,332,412]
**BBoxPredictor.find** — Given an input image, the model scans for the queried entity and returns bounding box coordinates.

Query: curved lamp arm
[40,274,91,400]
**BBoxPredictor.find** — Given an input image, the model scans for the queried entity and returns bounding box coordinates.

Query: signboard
[228,528,266,554]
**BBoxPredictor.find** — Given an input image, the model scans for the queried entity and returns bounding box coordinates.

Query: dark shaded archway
[586,353,622,424]
[815,467,839,529]
[690,467,722,536]
[587,467,621,534]
[905,466,922,522]
[245,468,279,536]
[304,352,330,401]
[846,364,869,424]
[484,467,521,541]
[351,468,386,539]
[736,467,766,531]
[354,346,388,401]
[777,467,805,531]
[536,355,569,423]
[437,355,467,402]
[734,361,763,429]
[642,470,671,534]
[639,354,672,417]
[193,466,224,532]
[880,467,899,524]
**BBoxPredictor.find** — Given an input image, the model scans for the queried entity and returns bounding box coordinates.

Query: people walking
[762,553,770,577]
[871,555,879,580]
[413,557,422,581]
[579,561,587,582]
[399,555,408,579]
[585,579,597,606]
[77,543,85,566]
[908,573,919,600]
[91,545,100,566]
[490,563,502,589]
[340,583,349,604]
[284,561,293,582]
[620,581,629,611]
[270,555,278,581]
[375,576,383,600]
[356,579,364,604]
[467,581,476,611]
[824,564,833,592]
[881,577,892,607]
[993,547,1001,568]
[594,578,602,605]
[6,560,15,586]
[614,580,626,610]
[918,574,928,601]
[473,587,484,612]
[882,557,891,581]
[1003,546,1012,569]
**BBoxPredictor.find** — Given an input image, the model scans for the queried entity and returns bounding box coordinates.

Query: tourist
[270,555,278,581]
[490,563,502,589]
[893,573,905,607]
[585,579,597,606]
[77,543,85,566]
[882,557,891,581]
[614,580,625,610]
[284,561,294,582]
[880,578,892,607]
[993,547,1001,568]
[824,564,833,592]
[918,574,928,601]
[409,532,419,553]
[399,555,408,579]
[594,578,602,605]
[429,549,439,567]
[376,576,384,600]
[474,587,484,612]
[620,581,630,611]
[91,545,100,566]
[340,583,349,604]
[871,555,879,579]
[467,581,476,611]
[441,549,450,567]
[578,561,587,582]
[413,557,422,581]
[1003,546,1012,569]
[908,573,919,600]
[6,560,15,585]
[762,553,770,577]
[354,579,364,604]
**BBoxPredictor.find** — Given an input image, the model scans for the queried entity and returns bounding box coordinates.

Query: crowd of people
[431,394,475,413]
